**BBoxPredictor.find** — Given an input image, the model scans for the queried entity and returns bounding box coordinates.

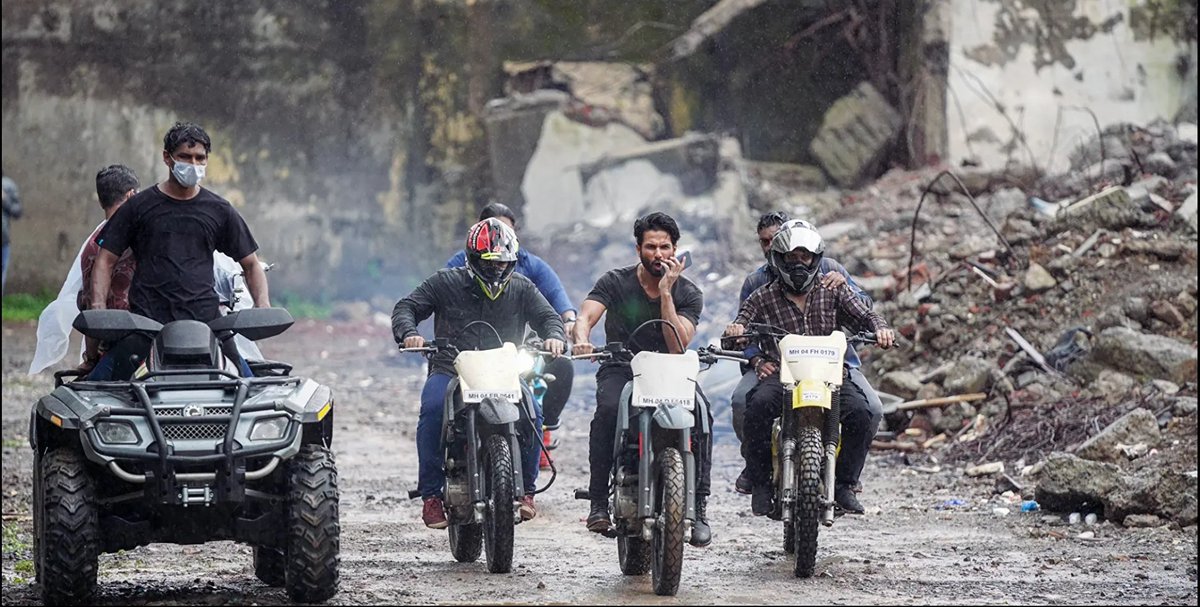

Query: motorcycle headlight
[249,416,289,441]
[515,350,537,375]
[96,421,139,444]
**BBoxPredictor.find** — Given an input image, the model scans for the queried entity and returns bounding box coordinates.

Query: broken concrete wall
[946,0,1198,174]
[810,82,903,187]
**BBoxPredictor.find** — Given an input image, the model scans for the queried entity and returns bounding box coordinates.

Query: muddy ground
[2,318,1197,605]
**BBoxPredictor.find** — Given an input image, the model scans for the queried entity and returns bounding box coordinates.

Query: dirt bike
[709,323,879,578]
[31,308,339,604]
[400,322,556,574]
[571,319,726,596]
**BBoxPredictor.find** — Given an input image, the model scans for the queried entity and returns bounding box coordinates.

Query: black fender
[477,397,520,426]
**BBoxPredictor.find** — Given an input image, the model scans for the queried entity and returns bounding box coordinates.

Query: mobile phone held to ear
[676,251,692,270]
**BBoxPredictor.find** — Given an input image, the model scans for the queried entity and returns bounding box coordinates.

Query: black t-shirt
[97,185,258,323]
[585,264,703,374]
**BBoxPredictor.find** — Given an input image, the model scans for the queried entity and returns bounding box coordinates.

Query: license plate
[791,379,830,409]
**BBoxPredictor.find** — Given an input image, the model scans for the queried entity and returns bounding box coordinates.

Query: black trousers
[541,356,575,429]
[588,367,712,502]
[742,372,880,489]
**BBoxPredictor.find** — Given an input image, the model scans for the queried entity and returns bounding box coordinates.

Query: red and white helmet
[465,218,519,299]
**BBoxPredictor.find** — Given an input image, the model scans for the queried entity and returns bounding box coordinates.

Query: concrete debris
[1092,327,1198,384]
[1022,263,1057,292]
[1074,408,1161,464]
[809,82,903,188]
[965,461,1005,477]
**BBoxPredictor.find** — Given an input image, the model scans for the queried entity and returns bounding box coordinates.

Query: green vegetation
[2,522,31,555]
[1,291,56,322]
[275,294,332,320]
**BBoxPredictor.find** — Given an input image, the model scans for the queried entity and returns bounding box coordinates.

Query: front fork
[633,411,697,543]
[778,408,797,524]
[779,387,843,526]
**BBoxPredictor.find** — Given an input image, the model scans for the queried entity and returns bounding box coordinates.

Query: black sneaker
[834,485,865,515]
[751,484,772,516]
[734,469,753,495]
[586,503,612,533]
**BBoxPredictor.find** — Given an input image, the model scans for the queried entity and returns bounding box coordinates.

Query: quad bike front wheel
[651,447,685,596]
[38,447,100,605]
[284,444,340,602]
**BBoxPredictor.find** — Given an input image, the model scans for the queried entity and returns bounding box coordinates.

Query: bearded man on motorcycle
[392,218,566,529]
[723,219,895,516]
[571,211,714,547]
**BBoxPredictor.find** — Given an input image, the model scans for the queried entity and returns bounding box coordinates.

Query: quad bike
[572,319,729,596]
[30,308,339,604]
[400,321,556,573]
[709,324,879,578]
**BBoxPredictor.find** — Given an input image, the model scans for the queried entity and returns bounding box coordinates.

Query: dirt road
[3,319,1196,605]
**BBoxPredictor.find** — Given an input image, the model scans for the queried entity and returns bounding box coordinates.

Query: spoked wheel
[482,435,514,573]
[651,447,685,596]
[792,426,824,578]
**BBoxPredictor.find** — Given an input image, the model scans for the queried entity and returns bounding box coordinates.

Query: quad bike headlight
[96,421,139,444]
[249,416,289,441]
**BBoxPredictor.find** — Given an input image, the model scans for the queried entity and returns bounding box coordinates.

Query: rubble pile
[784,120,1198,528]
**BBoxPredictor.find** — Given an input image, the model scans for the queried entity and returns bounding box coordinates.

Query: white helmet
[767,219,824,293]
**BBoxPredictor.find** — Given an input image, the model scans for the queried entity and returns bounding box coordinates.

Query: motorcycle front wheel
[482,434,515,573]
[792,425,824,578]
[651,447,685,596]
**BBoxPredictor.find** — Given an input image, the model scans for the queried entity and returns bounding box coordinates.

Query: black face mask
[480,265,505,283]
[783,262,818,294]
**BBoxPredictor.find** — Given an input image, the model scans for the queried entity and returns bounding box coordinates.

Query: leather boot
[690,495,711,547]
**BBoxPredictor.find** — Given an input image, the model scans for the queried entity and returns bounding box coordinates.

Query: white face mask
[171,158,206,188]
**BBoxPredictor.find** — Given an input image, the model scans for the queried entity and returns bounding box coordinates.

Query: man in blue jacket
[447,203,577,469]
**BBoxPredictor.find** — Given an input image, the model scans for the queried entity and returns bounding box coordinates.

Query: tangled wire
[941,393,1147,465]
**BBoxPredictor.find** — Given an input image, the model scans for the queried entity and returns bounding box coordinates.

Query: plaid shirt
[734,279,889,362]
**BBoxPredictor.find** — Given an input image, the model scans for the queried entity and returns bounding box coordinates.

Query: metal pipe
[106,456,279,484]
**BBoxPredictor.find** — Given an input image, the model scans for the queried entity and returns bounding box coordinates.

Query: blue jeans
[418,372,542,499]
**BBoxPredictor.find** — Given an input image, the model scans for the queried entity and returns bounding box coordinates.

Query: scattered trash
[1021,500,1040,513]
[1068,512,1082,525]
[936,498,968,510]
[1084,513,1098,526]
[992,507,1011,517]
[1043,326,1093,371]
[1028,196,1065,216]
